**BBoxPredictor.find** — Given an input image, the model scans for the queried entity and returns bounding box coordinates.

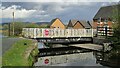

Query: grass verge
[0,57,2,67]
[2,39,38,66]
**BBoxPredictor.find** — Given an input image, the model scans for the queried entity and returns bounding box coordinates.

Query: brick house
[92,5,119,36]
[93,5,118,29]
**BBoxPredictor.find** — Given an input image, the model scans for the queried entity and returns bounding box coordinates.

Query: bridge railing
[22,28,94,38]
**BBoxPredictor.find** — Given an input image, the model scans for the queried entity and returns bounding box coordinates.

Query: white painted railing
[22,28,94,38]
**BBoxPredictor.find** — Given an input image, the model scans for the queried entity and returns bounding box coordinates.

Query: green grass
[0,57,2,67]
[2,39,38,66]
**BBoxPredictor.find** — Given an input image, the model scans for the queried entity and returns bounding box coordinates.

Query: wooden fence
[97,27,113,37]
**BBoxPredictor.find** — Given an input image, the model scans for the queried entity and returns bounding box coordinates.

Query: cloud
[2,0,120,2]
[101,2,118,6]
[1,5,37,18]
[1,2,119,23]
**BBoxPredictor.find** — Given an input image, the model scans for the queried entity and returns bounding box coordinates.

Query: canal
[34,42,120,67]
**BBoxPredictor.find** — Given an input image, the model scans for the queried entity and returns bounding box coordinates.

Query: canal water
[38,42,68,48]
[35,42,120,67]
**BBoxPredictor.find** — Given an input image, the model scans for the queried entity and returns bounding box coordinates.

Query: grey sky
[1,2,119,24]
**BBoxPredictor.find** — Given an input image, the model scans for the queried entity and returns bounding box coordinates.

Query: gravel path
[2,38,22,55]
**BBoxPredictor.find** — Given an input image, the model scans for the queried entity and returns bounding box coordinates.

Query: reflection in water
[38,42,49,49]
[35,52,103,66]
[38,42,68,48]
[93,48,120,67]
[38,43,44,48]
[51,52,102,66]
[36,43,101,66]
[36,43,120,67]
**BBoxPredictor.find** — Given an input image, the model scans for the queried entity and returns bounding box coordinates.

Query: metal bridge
[22,28,94,39]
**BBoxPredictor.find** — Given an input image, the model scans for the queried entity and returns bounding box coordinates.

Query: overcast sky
[1,0,119,24]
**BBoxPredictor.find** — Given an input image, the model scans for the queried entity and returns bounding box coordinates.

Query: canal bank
[2,38,39,66]
[93,37,113,52]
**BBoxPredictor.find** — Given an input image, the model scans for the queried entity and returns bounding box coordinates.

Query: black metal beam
[38,47,92,57]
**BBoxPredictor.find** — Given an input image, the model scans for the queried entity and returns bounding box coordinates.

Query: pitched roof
[80,20,92,28]
[93,5,119,19]
[49,18,65,26]
[70,19,78,26]
[88,21,93,27]
[49,18,57,26]
[67,19,78,27]
[87,21,92,28]
[67,19,92,28]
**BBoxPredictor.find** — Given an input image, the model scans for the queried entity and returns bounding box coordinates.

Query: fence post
[8,23,11,36]
[92,29,93,37]
[105,27,107,38]
[34,28,36,38]
[96,26,98,37]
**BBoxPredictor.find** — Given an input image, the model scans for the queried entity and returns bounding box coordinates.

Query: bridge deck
[22,28,94,38]
[69,44,103,51]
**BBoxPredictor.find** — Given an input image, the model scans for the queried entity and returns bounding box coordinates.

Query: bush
[2,22,40,36]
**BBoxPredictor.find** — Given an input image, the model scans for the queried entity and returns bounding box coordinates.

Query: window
[104,24,108,27]
[98,18,101,23]
[100,22,103,24]
[104,19,108,24]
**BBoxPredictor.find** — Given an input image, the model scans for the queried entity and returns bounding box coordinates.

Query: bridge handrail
[22,28,94,38]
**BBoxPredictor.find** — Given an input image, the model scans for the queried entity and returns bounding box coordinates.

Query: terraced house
[67,19,92,29]
[92,5,118,29]
[92,4,119,36]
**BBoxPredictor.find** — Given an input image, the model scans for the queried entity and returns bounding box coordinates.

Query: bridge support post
[102,43,112,52]
[91,37,93,43]
[105,27,107,38]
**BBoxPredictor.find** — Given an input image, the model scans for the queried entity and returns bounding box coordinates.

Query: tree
[39,24,49,28]
[2,24,9,36]
[111,3,120,44]
[2,22,42,36]
[10,22,26,36]
[25,23,39,28]
[2,24,8,30]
